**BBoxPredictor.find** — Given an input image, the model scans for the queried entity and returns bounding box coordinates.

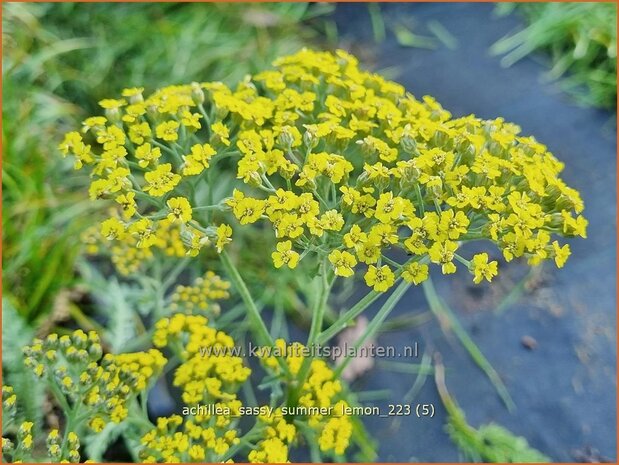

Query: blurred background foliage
[492,2,617,109]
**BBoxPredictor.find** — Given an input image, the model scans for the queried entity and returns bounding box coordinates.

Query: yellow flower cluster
[22,329,166,433]
[153,314,250,405]
[259,339,353,459]
[248,409,297,463]
[2,390,90,463]
[144,314,249,462]
[139,415,240,463]
[2,421,34,463]
[57,431,81,463]
[81,217,198,276]
[62,49,586,291]
[2,385,17,424]
[170,271,231,314]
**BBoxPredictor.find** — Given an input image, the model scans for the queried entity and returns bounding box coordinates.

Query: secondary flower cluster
[81,217,198,276]
[248,409,297,463]
[259,339,353,460]
[153,314,251,405]
[170,271,231,315]
[5,313,363,463]
[2,419,38,463]
[144,314,249,462]
[1,388,58,463]
[147,317,356,462]
[60,48,587,292]
[22,329,166,433]
[2,419,83,463]
[139,415,241,463]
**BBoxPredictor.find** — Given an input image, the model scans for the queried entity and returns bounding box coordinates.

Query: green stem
[60,404,80,457]
[192,204,223,211]
[222,423,265,461]
[415,184,425,216]
[206,168,215,222]
[125,415,156,432]
[433,353,475,433]
[377,360,434,375]
[334,279,411,377]
[454,253,471,267]
[381,254,401,268]
[289,259,332,404]
[220,249,290,376]
[198,103,212,138]
[220,249,272,346]
[316,256,425,345]
[48,378,71,417]
[307,258,331,345]
[316,287,382,345]
[403,351,433,403]
[150,139,180,161]
[422,277,515,411]
[161,257,190,291]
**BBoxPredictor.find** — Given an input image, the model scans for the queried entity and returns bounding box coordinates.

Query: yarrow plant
[3,49,587,462]
[60,49,585,288]
[2,317,356,463]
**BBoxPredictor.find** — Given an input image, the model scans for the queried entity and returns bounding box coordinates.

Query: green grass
[434,356,550,463]
[2,2,329,323]
[2,63,90,322]
[492,2,617,109]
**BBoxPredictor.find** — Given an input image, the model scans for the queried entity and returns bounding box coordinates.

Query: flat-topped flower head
[60,49,586,290]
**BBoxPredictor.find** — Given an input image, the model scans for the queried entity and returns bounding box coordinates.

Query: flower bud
[426,176,443,199]
[488,140,505,157]
[400,134,418,154]
[47,443,61,461]
[215,106,229,120]
[555,196,575,212]
[303,129,319,149]
[65,346,79,363]
[191,82,205,105]
[46,429,61,447]
[44,334,59,350]
[79,372,92,386]
[54,366,68,381]
[147,104,159,121]
[86,362,100,377]
[430,109,443,121]
[101,354,115,368]
[18,421,33,439]
[59,335,72,350]
[28,339,43,356]
[105,107,121,125]
[68,450,81,462]
[432,130,453,150]
[2,437,14,455]
[67,432,80,450]
[89,343,103,361]
[279,162,298,180]
[60,376,74,393]
[72,329,88,348]
[33,363,46,377]
[45,350,57,362]
[246,171,263,188]
[2,390,16,419]
[87,331,100,344]
[356,137,375,157]
[130,93,144,105]
[23,434,34,451]
[277,128,294,149]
